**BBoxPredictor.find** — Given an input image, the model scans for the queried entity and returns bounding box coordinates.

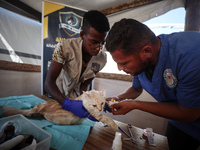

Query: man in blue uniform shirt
[105,18,200,150]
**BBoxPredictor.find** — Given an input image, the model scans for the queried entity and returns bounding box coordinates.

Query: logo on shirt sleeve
[163,69,178,88]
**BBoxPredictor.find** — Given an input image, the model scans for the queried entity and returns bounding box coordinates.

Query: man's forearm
[133,100,200,122]
[45,82,66,104]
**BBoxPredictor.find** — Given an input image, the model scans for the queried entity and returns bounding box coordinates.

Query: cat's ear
[82,91,90,98]
[100,88,106,97]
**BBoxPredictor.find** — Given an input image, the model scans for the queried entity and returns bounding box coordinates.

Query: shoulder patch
[163,69,178,88]
[91,63,100,73]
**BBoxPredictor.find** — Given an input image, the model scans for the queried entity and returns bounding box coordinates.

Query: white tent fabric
[107,0,184,27]
[0,7,42,65]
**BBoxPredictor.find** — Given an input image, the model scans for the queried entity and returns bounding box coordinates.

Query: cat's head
[82,89,106,112]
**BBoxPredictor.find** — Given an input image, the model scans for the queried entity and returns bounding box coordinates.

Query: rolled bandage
[109,99,118,106]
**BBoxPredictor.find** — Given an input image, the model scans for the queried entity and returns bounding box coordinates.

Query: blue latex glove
[62,98,98,121]
[103,102,110,112]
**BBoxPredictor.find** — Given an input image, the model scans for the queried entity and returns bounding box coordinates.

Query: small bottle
[112,132,122,150]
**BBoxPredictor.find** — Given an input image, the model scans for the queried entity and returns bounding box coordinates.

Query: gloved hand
[103,102,110,112]
[62,98,98,121]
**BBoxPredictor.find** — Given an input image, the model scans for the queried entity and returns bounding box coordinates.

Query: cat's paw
[103,117,118,131]
[110,121,118,131]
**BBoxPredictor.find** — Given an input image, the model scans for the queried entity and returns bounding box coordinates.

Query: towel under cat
[1,89,118,131]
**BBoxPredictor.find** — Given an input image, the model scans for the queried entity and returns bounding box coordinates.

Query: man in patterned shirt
[44,10,109,119]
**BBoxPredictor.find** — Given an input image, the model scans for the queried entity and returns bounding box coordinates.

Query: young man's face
[81,27,107,56]
[110,49,149,76]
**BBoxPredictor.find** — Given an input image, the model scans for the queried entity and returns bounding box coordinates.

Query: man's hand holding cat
[62,98,98,121]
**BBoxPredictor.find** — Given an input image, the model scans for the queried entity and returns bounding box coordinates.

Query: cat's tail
[1,106,35,117]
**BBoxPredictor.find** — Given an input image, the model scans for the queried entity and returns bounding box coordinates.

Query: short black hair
[82,10,110,33]
[105,18,156,55]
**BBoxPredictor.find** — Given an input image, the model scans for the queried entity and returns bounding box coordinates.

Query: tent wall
[0,7,42,97]
[0,69,41,97]
[0,7,41,65]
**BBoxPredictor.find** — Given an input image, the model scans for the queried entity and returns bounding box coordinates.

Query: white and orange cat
[1,89,118,131]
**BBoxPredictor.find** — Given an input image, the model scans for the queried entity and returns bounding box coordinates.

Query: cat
[1,89,118,131]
